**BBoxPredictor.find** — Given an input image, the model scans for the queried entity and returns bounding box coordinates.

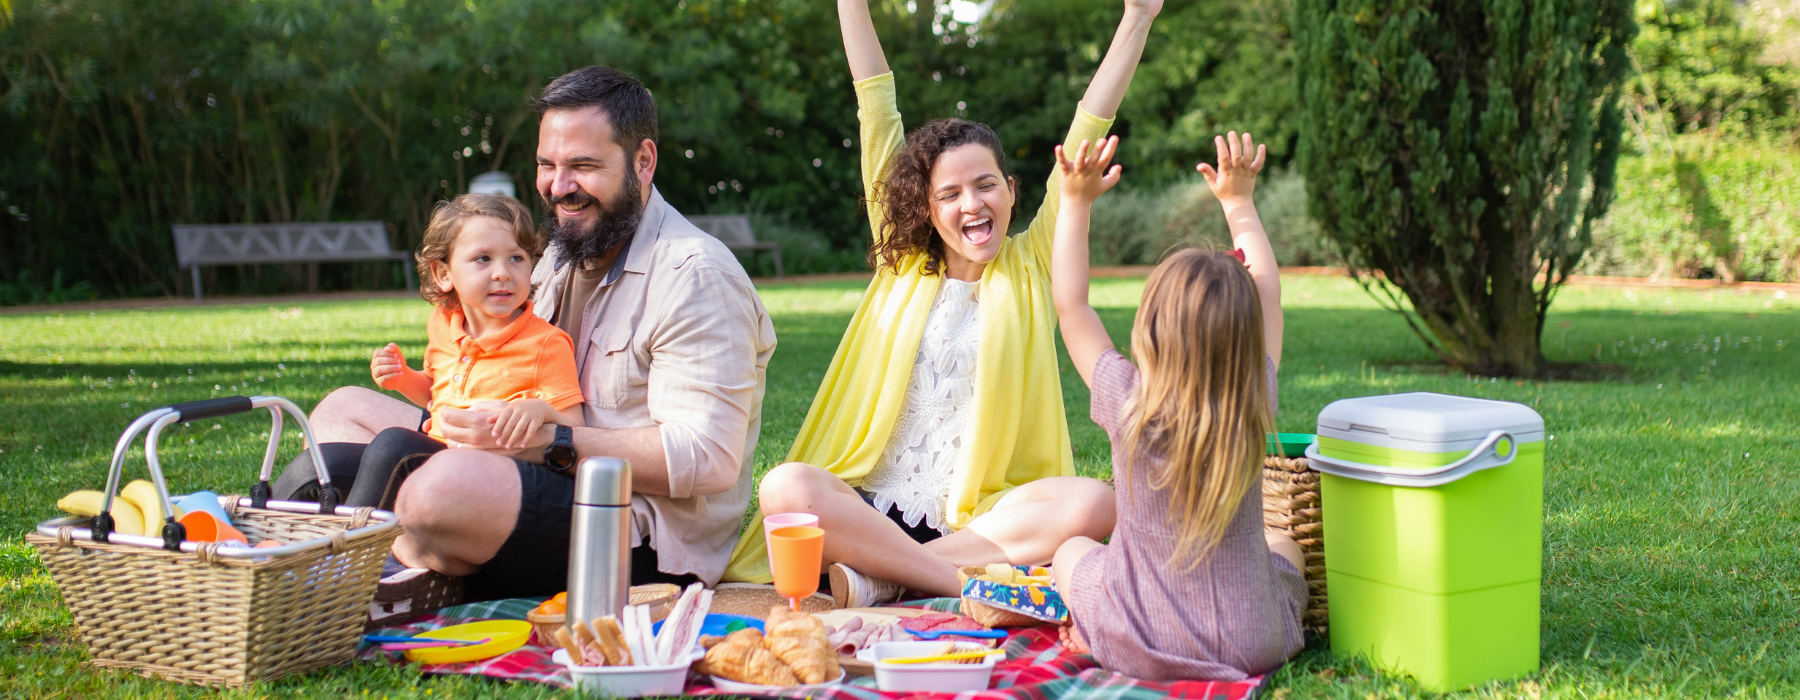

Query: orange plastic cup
[767,525,824,610]
[179,510,249,545]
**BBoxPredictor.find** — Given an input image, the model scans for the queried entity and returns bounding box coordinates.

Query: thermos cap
[573,457,632,506]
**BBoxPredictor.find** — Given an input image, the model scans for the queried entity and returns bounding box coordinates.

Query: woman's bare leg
[308,386,422,444]
[759,463,963,595]
[929,476,1116,568]
[758,467,1116,598]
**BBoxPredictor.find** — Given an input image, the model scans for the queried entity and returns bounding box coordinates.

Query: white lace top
[862,277,981,535]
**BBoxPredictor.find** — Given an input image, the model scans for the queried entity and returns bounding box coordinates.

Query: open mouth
[961,217,994,246]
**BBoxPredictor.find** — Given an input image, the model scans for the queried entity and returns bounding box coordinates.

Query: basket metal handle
[94,396,334,549]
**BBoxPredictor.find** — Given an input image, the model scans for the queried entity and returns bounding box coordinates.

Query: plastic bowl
[552,649,692,697]
[859,640,1001,692]
[709,668,845,694]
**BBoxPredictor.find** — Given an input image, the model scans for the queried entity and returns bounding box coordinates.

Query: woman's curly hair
[868,118,1015,276]
[416,193,543,309]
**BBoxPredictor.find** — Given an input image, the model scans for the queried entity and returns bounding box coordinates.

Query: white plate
[552,649,698,698]
[709,668,846,694]
[858,641,1000,693]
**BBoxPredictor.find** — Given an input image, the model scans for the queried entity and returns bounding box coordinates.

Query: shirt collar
[448,300,538,354]
[624,186,667,276]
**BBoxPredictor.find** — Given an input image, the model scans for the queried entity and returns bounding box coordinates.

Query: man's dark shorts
[464,458,702,601]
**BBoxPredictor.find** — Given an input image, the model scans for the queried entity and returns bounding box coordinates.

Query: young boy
[327,193,586,509]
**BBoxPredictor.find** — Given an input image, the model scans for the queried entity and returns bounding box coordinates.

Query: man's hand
[491,399,560,450]
[371,343,409,389]
[1056,136,1122,205]
[435,404,550,458]
[1196,131,1266,205]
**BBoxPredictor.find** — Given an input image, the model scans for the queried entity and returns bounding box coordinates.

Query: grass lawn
[2,273,1797,698]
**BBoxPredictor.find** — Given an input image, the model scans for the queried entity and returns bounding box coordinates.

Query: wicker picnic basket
[27,396,402,688]
[1263,454,1327,634]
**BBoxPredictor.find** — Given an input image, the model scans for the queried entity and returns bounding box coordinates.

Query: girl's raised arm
[839,0,890,81]
[1079,0,1162,120]
[1053,137,1124,386]
[1197,131,1283,368]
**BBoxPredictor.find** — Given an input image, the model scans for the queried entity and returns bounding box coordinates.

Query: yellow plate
[403,620,532,665]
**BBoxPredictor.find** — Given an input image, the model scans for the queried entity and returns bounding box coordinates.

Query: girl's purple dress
[1065,349,1306,681]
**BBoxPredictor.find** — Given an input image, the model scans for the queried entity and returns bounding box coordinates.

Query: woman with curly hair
[724,0,1163,604]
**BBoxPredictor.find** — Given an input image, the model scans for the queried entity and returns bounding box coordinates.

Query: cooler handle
[1303,430,1517,488]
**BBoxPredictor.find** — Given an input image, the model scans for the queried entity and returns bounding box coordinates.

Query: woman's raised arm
[1080,0,1162,119]
[839,0,891,81]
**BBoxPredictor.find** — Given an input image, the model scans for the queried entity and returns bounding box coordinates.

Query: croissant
[763,607,840,683]
[702,629,799,686]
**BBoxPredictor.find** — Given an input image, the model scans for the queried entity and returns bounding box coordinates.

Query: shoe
[366,566,465,629]
[828,563,905,608]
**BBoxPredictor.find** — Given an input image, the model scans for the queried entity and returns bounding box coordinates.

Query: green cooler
[1304,392,1544,691]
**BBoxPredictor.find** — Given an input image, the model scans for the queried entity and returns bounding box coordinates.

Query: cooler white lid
[1316,392,1544,444]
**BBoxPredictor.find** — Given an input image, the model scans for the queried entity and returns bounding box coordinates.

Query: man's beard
[544,175,643,268]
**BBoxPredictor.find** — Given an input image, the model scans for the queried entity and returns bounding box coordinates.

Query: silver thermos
[567,456,632,627]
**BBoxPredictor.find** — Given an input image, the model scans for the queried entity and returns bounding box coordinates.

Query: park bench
[687,215,784,278]
[172,221,416,302]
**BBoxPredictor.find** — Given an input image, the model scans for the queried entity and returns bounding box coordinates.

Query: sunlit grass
[1,274,1796,698]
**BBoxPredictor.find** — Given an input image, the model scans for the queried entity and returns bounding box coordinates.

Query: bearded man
[277,66,776,610]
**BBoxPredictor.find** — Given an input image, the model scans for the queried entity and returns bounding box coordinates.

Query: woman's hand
[370,343,408,389]
[1056,136,1123,205]
[1196,131,1267,205]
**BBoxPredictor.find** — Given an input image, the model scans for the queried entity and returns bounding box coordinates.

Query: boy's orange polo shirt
[421,301,583,440]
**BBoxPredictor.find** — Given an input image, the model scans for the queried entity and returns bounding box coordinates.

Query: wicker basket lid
[708,583,835,619]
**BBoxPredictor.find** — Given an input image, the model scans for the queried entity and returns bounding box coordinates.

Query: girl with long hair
[1048,132,1305,679]
[723,0,1164,603]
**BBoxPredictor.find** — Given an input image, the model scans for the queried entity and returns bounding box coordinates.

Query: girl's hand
[1124,0,1164,19]
[370,343,407,389]
[1196,131,1267,205]
[1056,137,1123,205]
[491,399,558,450]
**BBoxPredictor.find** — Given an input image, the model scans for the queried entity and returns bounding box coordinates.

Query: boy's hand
[1056,136,1123,204]
[370,343,408,389]
[492,399,558,450]
[1196,131,1266,204]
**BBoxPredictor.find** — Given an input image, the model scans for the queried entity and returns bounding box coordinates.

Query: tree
[1294,0,1637,377]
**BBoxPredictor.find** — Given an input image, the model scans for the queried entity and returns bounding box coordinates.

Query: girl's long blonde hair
[1119,248,1273,570]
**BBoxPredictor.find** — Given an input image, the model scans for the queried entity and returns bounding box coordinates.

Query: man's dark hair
[535,66,658,157]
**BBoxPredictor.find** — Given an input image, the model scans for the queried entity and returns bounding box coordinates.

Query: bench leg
[771,248,784,278]
[402,258,417,292]
[192,266,203,304]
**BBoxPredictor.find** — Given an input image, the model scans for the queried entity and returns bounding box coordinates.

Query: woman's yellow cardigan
[722,73,1113,583]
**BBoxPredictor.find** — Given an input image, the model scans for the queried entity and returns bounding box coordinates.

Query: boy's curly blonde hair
[416,194,543,309]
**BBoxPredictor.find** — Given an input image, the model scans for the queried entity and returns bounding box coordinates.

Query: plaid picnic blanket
[360,598,1266,700]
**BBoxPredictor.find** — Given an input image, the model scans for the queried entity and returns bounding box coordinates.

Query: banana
[120,480,182,533]
[56,490,146,536]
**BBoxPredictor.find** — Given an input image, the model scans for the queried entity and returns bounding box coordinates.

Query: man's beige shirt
[531,187,776,585]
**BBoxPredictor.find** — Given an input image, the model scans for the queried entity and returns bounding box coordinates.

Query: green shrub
[1087,169,1334,267]
[1586,141,1800,281]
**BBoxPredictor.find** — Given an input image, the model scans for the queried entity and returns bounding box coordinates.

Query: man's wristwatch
[543,425,577,475]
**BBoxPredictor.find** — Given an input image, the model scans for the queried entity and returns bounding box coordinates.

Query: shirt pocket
[586,324,640,411]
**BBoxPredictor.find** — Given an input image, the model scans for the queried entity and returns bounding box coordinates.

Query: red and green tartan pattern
[359,598,1265,700]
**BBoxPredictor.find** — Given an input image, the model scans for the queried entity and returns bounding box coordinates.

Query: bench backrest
[685,215,757,246]
[172,222,393,268]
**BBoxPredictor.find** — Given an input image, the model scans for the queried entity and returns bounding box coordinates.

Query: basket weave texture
[1263,455,1326,633]
[26,498,398,688]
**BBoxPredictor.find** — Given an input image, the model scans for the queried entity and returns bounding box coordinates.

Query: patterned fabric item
[358,597,1265,699]
[863,277,982,535]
